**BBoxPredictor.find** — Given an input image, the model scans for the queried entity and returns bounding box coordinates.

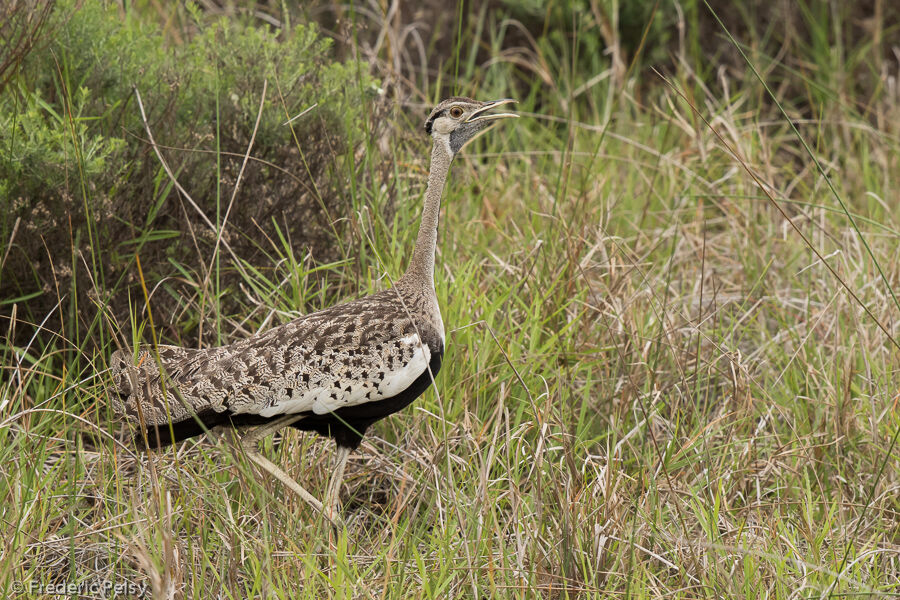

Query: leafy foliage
[0,0,378,347]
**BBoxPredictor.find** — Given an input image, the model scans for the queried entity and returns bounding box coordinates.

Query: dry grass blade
[132,85,250,281]
[201,79,268,293]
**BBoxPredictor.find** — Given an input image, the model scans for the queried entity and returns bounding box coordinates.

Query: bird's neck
[404,140,452,287]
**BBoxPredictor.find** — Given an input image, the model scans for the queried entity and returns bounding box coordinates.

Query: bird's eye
[449,106,464,119]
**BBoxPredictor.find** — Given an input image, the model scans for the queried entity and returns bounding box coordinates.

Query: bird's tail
[109,346,232,448]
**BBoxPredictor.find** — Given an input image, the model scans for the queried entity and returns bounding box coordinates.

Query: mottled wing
[219,291,436,417]
[239,332,432,418]
[110,288,441,427]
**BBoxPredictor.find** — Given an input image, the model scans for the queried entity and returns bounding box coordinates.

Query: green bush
[0,0,378,349]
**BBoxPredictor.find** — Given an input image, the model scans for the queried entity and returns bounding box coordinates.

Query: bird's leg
[323,445,352,521]
[243,449,331,515]
[241,414,303,448]
[239,415,342,527]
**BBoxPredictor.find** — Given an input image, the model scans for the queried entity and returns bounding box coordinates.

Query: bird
[109,96,518,525]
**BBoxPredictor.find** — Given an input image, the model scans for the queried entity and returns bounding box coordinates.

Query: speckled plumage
[110,277,444,448]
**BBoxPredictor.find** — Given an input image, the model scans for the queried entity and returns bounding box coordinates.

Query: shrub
[0,0,378,351]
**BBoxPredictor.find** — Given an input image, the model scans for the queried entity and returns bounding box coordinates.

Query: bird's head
[424,97,517,156]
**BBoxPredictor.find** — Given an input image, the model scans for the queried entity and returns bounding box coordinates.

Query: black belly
[137,349,443,449]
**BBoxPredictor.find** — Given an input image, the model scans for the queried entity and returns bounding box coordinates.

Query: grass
[2,1,900,598]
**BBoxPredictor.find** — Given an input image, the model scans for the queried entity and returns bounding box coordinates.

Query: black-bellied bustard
[110,97,517,525]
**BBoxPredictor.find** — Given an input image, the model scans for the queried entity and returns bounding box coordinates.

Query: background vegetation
[1,0,898,597]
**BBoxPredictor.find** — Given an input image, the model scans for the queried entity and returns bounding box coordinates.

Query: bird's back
[110,282,444,447]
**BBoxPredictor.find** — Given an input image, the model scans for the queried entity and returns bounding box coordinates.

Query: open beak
[466,99,519,123]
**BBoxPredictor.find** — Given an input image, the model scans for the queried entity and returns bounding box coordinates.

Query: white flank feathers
[248,333,431,418]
